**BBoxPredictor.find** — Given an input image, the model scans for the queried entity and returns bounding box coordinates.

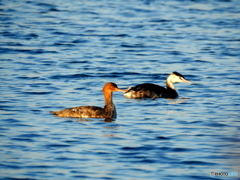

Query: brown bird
[124,72,192,99]
[50,82,126,118]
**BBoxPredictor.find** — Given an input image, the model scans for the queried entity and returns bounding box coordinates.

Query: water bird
[124,72,192,99]
[51,82,126,118]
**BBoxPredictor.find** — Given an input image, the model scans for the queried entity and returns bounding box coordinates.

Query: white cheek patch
[124,91,136,98]
[124,92,131,98]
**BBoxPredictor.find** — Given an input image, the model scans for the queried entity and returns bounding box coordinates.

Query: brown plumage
[124,72,192,99]
[50,82,126,118]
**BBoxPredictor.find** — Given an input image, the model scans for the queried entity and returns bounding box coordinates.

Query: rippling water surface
[1,0,240,179]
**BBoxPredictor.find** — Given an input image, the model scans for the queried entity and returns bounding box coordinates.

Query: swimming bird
[51,82,126,118]
[124,72,192,99]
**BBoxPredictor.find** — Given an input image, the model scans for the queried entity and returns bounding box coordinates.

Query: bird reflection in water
[75,117,115,122]
[167,97,190,104]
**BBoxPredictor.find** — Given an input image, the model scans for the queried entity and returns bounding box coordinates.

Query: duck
[50,82,126,118]
[124,72,192,99]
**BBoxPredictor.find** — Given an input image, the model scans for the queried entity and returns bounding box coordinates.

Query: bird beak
[182,78,192,83]
[116,88,127,92]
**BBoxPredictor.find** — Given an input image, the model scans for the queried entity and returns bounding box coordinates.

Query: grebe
[51,82,126,118]
[124,72,192,99]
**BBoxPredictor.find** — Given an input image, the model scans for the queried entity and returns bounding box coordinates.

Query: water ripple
[1,0,240,179]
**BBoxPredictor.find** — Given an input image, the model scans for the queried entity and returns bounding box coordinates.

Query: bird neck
[104,90,113,104]
[103,91,116,118]
[166,78,176,90]
[103,90,115,110]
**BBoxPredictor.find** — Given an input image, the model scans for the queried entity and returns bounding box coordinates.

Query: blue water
[1,0,240,179]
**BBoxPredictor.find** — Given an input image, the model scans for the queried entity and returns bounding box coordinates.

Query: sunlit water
[1,0,240,179]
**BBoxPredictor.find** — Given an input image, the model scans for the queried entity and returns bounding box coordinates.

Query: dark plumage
[124,72,192,99]
[126,83,178,99]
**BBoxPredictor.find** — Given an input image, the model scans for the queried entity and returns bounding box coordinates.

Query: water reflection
[76,117,115,123]
[168,98,190,104]
[102,118,115,122]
